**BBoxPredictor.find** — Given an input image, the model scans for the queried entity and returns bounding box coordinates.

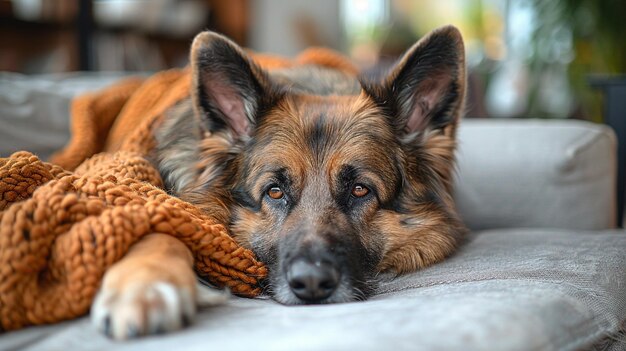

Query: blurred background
[0,0,625,121]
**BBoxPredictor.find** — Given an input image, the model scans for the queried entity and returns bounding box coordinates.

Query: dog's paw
[91,281,195,340]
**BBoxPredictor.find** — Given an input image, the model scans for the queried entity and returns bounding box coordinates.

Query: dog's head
[185,26,467,304]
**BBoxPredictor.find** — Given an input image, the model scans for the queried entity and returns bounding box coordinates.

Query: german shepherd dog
[91,25,467,339]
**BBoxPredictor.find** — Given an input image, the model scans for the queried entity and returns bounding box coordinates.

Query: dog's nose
[286,259,340,302]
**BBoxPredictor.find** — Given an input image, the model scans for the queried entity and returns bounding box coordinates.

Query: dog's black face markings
[229,105,402,304]
[233,167,295,213]
[155,26,466,305]
[244,169,384,304]
[335,164,380,215]
[259,168,301,219]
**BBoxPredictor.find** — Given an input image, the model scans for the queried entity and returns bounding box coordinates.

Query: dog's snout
[286,259,340,302]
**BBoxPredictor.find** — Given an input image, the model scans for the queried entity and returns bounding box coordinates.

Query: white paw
[91,281,196,340]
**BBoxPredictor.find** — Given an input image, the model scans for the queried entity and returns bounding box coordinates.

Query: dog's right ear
[190,31,273,138]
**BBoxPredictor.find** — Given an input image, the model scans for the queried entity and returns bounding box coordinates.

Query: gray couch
[1,73,625,351]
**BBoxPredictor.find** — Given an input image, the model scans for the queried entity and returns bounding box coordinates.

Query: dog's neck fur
[153,100,200,194]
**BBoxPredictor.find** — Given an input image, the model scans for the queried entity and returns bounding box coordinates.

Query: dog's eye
[351,184,369,198]
[267,186,284,200]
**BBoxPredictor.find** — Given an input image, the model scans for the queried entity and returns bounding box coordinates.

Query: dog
[91,25,467,339]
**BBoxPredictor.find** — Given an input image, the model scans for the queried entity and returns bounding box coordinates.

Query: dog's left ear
[363,25,466,136]
[190,31,274,138]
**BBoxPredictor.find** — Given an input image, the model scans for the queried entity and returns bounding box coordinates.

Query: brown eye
[267,186,284,200]
[351,184,369,198]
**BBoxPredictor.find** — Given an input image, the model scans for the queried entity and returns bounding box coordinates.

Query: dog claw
[126,324,140,338]
[182,313,192,328]
[154,324,166,335]
[103,316,112,337]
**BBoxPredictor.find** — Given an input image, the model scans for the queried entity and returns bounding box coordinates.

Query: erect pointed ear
[363,25,466,136]
[190,31,274,138]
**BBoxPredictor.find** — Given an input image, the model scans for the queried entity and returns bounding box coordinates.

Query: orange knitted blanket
[0,48,358,331]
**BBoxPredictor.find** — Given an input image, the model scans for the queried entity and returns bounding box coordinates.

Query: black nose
[286,259,340,302]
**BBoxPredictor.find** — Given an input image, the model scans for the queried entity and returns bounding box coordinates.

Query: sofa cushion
[454,119,617,231]
[3,229,625,351]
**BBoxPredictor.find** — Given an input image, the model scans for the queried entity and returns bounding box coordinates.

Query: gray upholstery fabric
[454,119,617,231]
[0,72,139,160]
[2,229,625,351]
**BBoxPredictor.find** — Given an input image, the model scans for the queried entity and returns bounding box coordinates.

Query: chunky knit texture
[0,48,357,331]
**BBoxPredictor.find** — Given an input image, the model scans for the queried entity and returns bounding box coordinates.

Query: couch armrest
[0,72,140,160]
[454,119,617,231]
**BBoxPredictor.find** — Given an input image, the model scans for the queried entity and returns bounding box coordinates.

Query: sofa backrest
[454,119,617,231]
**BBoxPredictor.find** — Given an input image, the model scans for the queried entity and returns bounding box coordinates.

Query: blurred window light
[341,0,389,39]
[507,0,536,60]
[341,0,389,65]
[339,0,607,119]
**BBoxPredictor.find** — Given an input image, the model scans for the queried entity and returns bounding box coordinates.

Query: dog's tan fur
[93,25,467,339]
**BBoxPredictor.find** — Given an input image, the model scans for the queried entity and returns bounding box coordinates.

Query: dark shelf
[590,76,626,227]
